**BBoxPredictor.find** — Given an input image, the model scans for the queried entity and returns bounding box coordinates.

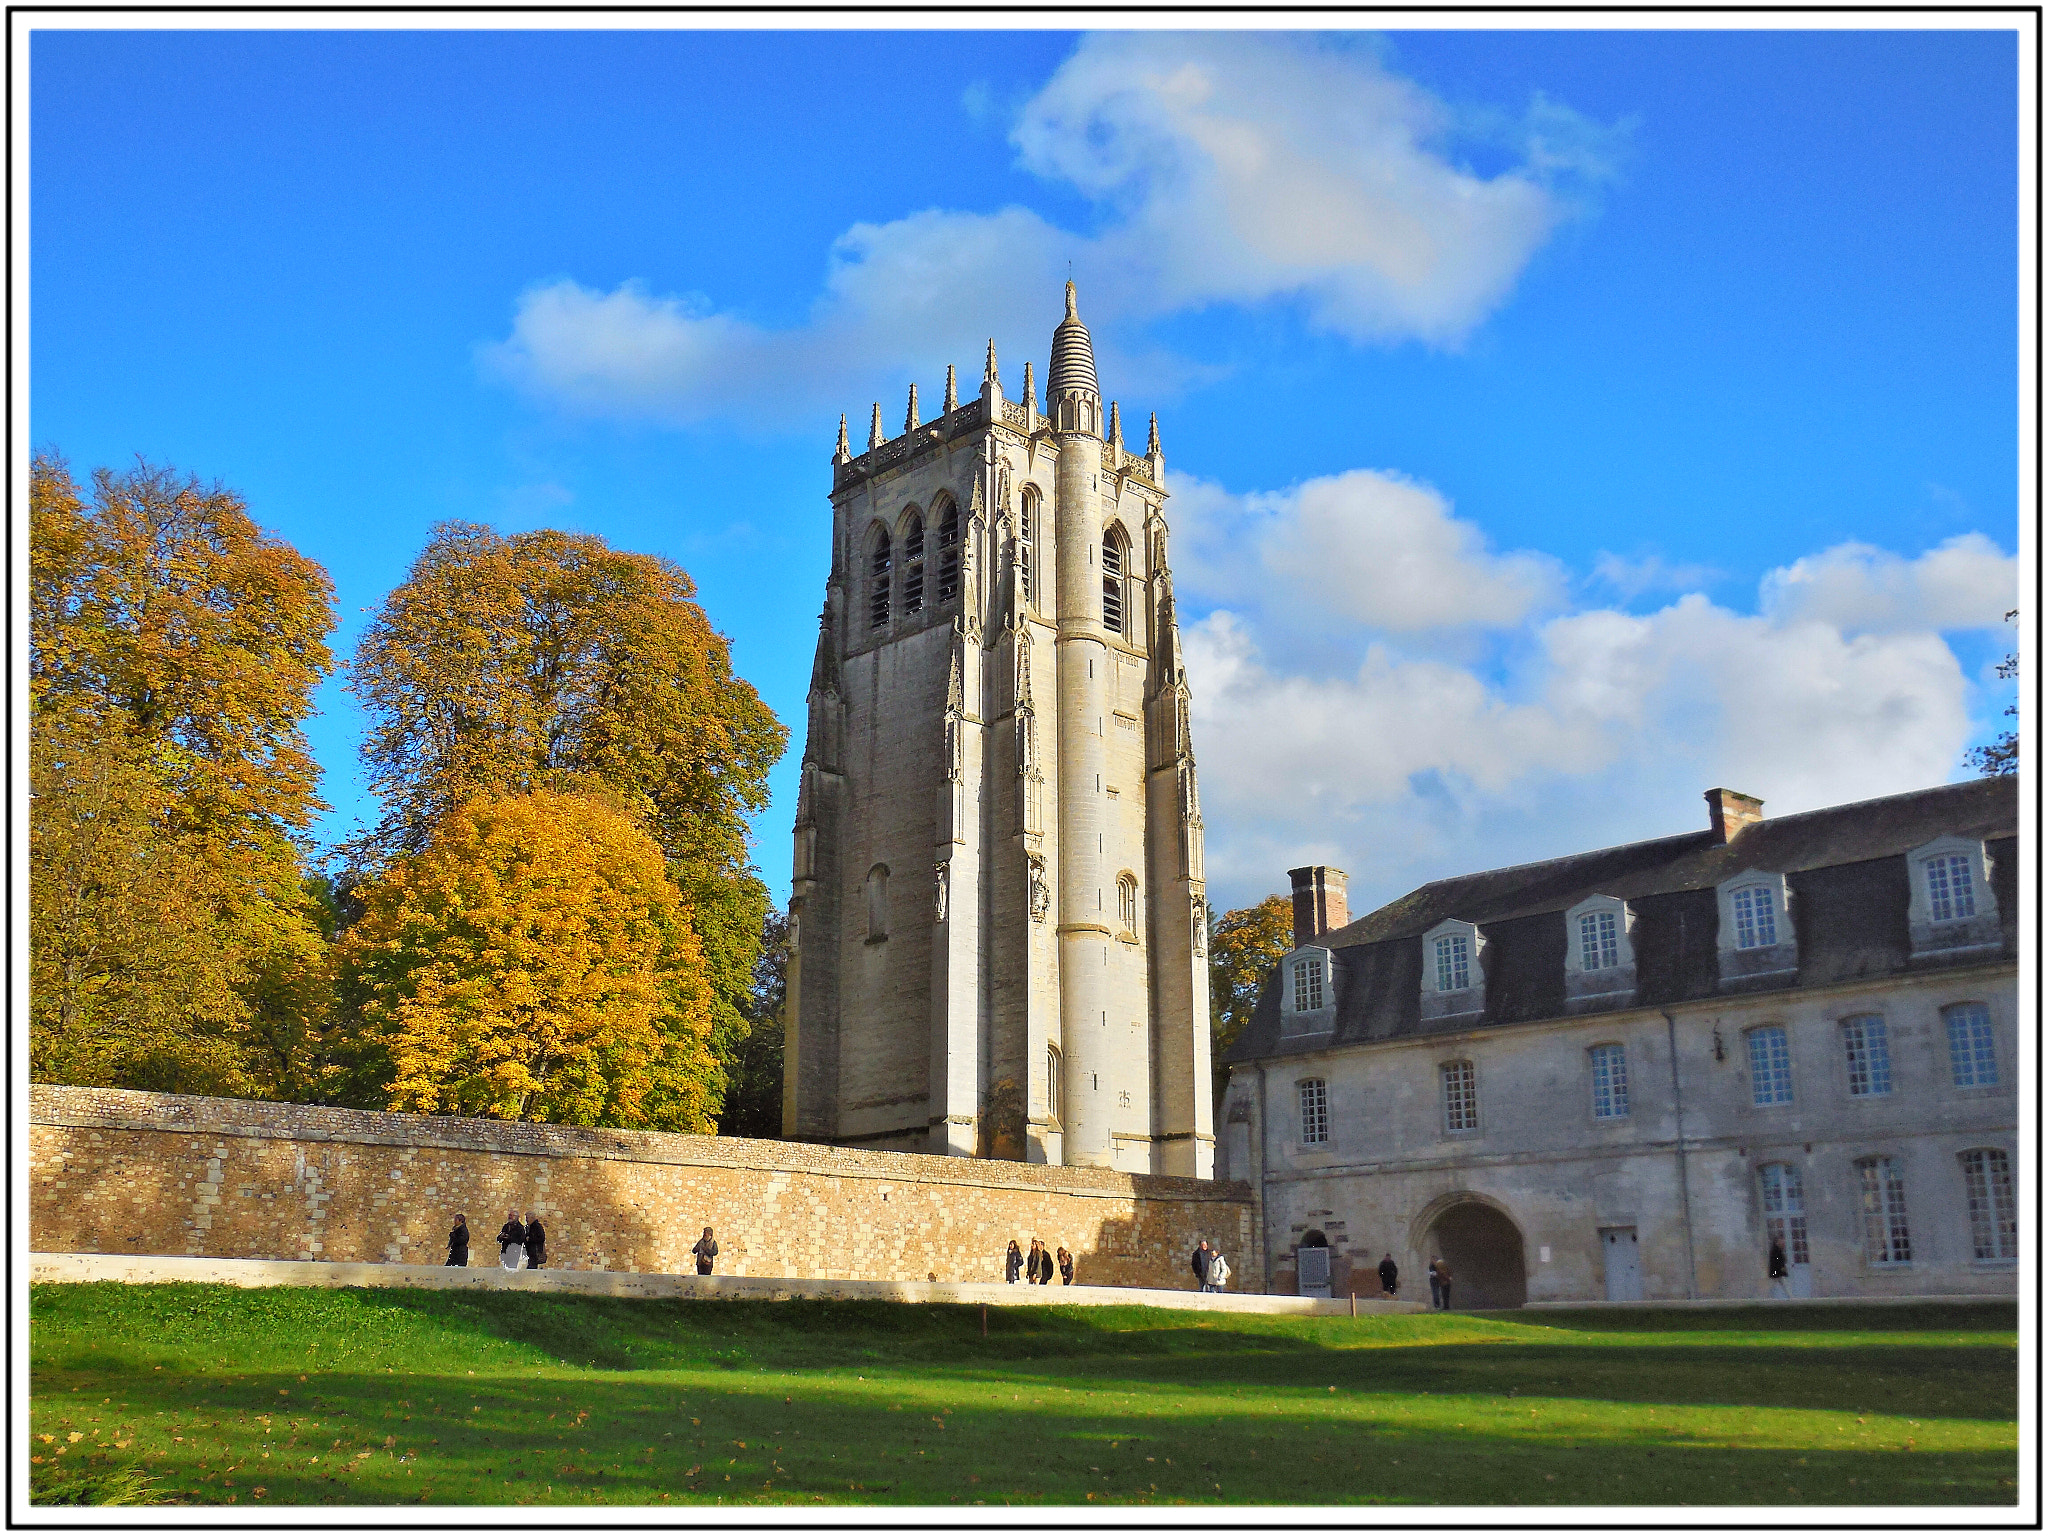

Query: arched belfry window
[936,499,961,601]
[1102,526,1127,637]
[1018,488,1039,608]
[902,513,926,615]
[868,528,892,631]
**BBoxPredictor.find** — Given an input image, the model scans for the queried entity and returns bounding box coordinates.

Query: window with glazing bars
[1960,1149,2016,1261]
[1579,909,1619,971]
[1944,1002,1998,1087]
[1856,1156,1912,1264]
[1299,1078,1328,1145]
[1842,1015,1892,1097]
[936,503,961,600]
[1747,1025,1793,1106]
[1925,852,1976,921]
[1441,1060,1478,1133]
[1590,1043,1628,1119]
[1292,955,1325,1012]
[901,516,925,613]
[1731,884,1777,948]
[867,532,892,629]
[1758,1163,1810,1266]
[1101,535,1124,635]
[1434,933,1471,991]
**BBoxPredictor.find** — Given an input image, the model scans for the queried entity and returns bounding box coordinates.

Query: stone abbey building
[784,284,1214,1177]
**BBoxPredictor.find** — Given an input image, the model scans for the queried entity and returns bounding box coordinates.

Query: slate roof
[1222,778,2019,1067]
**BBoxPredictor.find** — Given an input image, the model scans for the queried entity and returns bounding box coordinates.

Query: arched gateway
[1416,1194,1528,1310]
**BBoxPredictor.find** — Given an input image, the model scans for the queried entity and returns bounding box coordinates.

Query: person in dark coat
[691,1226,719,1276]
[1377,1253,1399,1297]
[523,1213,546,1271]
[496,1212,527,1271]
[1025,1239,1048,1284]
[1427,1255,1443,1309]
[1190,1240,1212,1289]
[446,1213,469,1268]
[1056,1246,1074,1285]
[1004,1239,1024,1284]
[1767,1240,1789,1299]
[1430,1256,1453,1310]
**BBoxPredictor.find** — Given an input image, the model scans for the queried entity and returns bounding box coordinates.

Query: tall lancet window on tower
[902,513,926,614]
[868,528,892,630]
[1101,528,1127,636]
[1018,488,1038,608]
[936,499,961,601]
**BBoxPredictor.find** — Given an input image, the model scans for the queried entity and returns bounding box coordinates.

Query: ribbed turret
[1045,281,1103,438]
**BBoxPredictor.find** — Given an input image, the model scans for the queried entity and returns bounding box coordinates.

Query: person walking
[1427,1255,1443,1310]
[446,1213,469,1268]
[1005,1239,1024,1284]
[1206,1250,1231,1292]
[1377,1253,1399,1298]
[1430,1255,1453,1310]
[1767,1240,1789,1300]
[496,1211,526,1271]
[692,1226,719,1276]
[523,1213,546,1272]
[1190,1239,1212,1290]
[1056,1246,1074,1286]
[1029,1239,1054,1284]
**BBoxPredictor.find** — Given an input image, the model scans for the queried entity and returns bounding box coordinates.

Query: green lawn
[30,1283,2017,1507]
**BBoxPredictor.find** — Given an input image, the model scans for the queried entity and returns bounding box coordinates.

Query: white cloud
[1588,549,1723,601]
[487,34,1616,424]
[1758,533,2018,635]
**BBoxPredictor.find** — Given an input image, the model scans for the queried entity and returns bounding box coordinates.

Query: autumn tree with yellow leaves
[346,524,786,1126]
[29,454,338,1096]
[1207,894,1296,1092]
[341,787,722,1130]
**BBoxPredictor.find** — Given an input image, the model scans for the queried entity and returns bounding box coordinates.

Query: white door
[1297,1245,1332,1298]
[1600,1227,1643,1301]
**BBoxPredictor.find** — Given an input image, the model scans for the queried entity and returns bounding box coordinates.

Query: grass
[30,1283,2017,1508]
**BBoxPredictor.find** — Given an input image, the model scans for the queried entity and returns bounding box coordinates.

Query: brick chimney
[1705,788,1764,843]
[1288,865,1350,950]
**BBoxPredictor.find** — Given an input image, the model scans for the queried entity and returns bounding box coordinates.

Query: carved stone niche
[1905,835,2003,961]
[1564,893,1637,1014]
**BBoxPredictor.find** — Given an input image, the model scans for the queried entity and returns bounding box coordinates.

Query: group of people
[445,1211,547,1271]
[1190,1240,1232,1291]
[1004,1238,1074,1284]
[444,1214,722,1276]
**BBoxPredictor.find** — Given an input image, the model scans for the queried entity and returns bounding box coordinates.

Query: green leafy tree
[1966,610,2019,777]
[716,907,790,1140]
[1207,894,1295,1092]
[346,525,787,1120]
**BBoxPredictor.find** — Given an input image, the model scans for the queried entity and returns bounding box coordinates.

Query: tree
[1966,610,2019,777]
[340,787,722,1130]
[1207,894,1295,1092]
[716,907,790,1140]
[346,524,787,1115]
[30,454,338,1097]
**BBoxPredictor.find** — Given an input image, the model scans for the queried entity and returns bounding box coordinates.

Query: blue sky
[31,25,2023,913]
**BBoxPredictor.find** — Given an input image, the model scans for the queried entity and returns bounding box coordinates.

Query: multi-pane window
[1441,1060,1478,1133]
[1856,1156,1912,1264]
[936,502,961,601]
[1758,1162,1810,1266]
[1299,1078,1328,1145]
[1590,1043,1629,1119]
[901,515,926,614]
[1117,874,1139,932]
[1579,910,1619,971]
[1746,1025,1793,1106]
[1731,884,1778,949]
[1841,1015,1893,1097]
[1434,933,1471,992]
[1925,852,1977,922]
[1944,1002,1998,1087]
[1292,954,1325,1012]
[1960,1149,2017,1261]
[1101,534,1125,636]
[867,531,892,629]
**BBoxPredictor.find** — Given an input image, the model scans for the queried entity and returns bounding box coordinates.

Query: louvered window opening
[902,516,925,614]
[937,504,961,600]
[868,533,892,630]
[1102,535,1124,635]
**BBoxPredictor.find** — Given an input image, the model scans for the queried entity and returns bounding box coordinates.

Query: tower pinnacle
[984,337,999,385]
[835,413,851,464]
[905,382,920,433]
[943,365,957,415]
[869,403,885,450]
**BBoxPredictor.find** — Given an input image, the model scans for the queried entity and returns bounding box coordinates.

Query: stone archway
[1423,1198,1528,1310]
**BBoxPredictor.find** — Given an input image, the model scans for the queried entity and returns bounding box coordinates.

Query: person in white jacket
[1203,1251,1231,1292]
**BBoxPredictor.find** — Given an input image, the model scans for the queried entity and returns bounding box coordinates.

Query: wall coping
[29,1086,1249,1205]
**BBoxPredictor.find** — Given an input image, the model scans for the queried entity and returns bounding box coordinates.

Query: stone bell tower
[783,282,1214,1176]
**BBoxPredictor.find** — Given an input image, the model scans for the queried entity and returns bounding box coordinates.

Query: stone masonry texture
[30,1087,1252,1288]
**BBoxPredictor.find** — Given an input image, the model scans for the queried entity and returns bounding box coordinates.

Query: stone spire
[834,413,851,464]
[1045,280,1101,436]
[1021,360,1036,408]
[943,365,957,415]
[905,382,921,433]
[984,337,999,388]
[1108,401,1122,449]
[1147,412,1160,456]
[869,403,886,450]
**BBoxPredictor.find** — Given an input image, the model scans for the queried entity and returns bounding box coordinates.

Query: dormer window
[1926,852,1974,921]
[1715,870,1796,988]
[1419,919,1484,1021]
[1435,933,1469,991]
[1579,910,1619,971]
[1731,883,1777,949]
[1281,945,1336,1034]
[1563,894,1636,1013]
[1293,953,1325,1012]
[1905,836,2001,958]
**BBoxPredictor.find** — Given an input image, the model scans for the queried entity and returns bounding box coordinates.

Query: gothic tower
[784,283,1213,1177]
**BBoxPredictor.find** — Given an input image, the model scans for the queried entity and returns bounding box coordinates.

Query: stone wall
[29,1087,1251,1289]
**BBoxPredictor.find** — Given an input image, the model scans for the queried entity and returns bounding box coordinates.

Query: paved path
[30,1252,1424,1316]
